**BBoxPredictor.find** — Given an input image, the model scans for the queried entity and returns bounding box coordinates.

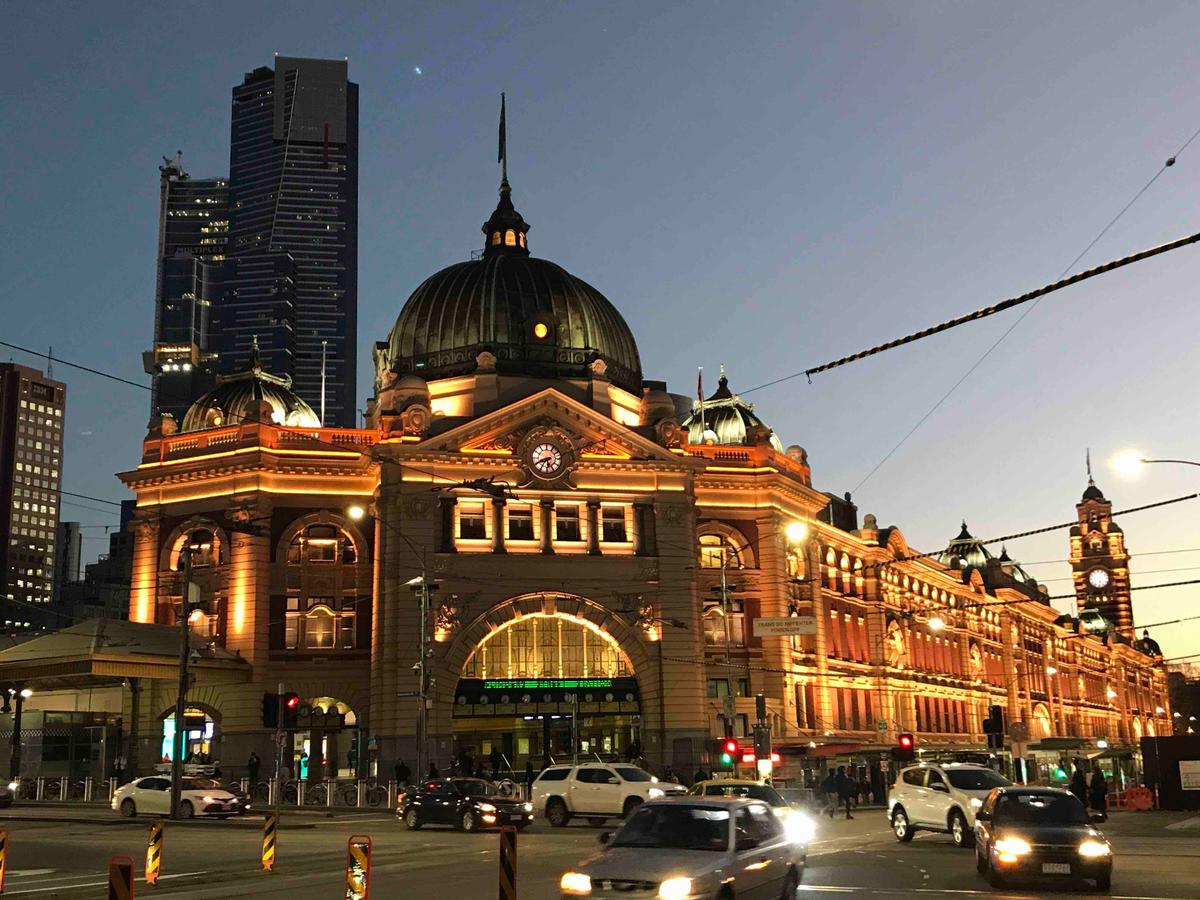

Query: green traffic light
[720,753,732,765]
[1054,768,1067,780]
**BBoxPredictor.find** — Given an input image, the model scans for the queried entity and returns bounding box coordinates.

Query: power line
[0,340,151,391]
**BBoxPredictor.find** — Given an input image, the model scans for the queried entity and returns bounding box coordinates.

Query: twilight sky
[4,2,1200,659]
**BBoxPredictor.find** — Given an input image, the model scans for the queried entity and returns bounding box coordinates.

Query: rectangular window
[508,504,534,541]
[555,505,581,542]
[284,612,299,649]
[601,507,627,543]
[459,502,486,540]
[707,678,729,698]
[305,611,336,649]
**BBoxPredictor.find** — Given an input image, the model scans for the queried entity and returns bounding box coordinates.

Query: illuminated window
[284,597,357,651]
[461,613,632,679]
[533,322,549,339]
[699,533,742,569]
[173,528,217,570]
[459,502,487,540]
[288,524,357,564]
[491,231,501,246]
[505,229,517,247]
[518,233,526,248]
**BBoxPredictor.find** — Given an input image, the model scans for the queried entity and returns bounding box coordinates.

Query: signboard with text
[1180,759,1200,791]
[752,616,817,637]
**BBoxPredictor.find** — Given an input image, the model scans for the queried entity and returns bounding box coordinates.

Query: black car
[399,778,534,832]
[974,786,1112,891]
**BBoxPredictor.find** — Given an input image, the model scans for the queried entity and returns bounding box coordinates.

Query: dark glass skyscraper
[223,57,359,426]
[143,153,229,424]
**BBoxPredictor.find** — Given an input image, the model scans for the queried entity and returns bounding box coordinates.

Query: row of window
[489,229,527,248]
[456,502,631,548]
[18,400,62,416]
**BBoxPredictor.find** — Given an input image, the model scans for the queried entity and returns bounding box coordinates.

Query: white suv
[530,763,685,826]
[887,764,1011,848]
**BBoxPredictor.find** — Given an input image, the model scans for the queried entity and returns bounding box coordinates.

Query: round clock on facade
[528,440,566,477]
[1087,568,1111,590]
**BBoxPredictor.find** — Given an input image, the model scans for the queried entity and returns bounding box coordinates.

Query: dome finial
[482,93,530,258]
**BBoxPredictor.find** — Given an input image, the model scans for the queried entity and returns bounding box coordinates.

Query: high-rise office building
[53,519,82,603]
[143,153,229,425]
[223,56,359,426]
[0,364,65,632]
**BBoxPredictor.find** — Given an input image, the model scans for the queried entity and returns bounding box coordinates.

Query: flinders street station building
[0,162,1169,791]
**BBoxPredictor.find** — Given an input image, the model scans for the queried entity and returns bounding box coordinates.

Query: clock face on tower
[529,441,565,477]
[1087,568,1111,590]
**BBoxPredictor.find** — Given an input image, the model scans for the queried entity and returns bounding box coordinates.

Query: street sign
[752,616,817,637]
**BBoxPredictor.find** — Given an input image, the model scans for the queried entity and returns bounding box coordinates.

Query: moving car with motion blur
[888,763,1011,848]
[974,786,1112,891]
[0,781,14,808]
[399,777,534,832]
[687,780,816,846]
[112,776,246,819]
[560,796,807,899]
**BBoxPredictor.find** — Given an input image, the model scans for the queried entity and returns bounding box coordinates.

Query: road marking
[7,870,56,878]
[4,870,208,895]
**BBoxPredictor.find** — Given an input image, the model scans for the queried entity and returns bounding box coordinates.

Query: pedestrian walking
[247,751,261,785]
[113,753,128,785]
[1069,766,1088,805]
[835,765,854,820]
[820,768,838,819]
[427,762,439,779]
[490,747,503,780]
[1090,767,1109,814]
[394,758,411,786]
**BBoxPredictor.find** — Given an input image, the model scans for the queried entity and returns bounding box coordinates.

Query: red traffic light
[722,739,738,755]
[898,732,914,750]
[284,693,301,710]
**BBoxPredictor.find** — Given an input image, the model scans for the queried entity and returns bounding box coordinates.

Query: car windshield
[706,784,787,807]
[612,766,653,782]
[454,779,498,797]
[611,805,730,851]
[181,778,223,791]
[995,793,1091,826]
[946,769,1011,791]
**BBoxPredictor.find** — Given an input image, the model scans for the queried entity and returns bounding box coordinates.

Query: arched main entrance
[448,596,646,774]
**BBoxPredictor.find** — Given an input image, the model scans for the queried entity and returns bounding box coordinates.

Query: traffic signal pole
[274,681,284,818]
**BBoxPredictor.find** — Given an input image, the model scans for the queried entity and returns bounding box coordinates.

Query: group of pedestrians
[821,766,859,819]
[1069,763,1110,813]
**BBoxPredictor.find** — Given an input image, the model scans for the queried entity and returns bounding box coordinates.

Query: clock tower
[1069,455,1134,640]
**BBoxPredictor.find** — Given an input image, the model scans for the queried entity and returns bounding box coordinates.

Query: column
[539,499,554,555]
[491,498,506,554]
[129,513,161,624]
[807,540,833,734]
[586,500,601,556]
[438,497,457,554]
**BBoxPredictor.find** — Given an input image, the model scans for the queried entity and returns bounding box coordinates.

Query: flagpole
[698,367,706,435]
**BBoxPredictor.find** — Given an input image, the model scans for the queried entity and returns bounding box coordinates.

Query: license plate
[1042,863,1071,875]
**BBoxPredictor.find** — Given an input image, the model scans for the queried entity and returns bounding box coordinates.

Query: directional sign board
[752,616,817,637]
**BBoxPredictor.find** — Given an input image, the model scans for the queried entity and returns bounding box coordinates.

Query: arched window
[491,231,501,246]
[505,229,517,247]
[518,233,526,248]
[461,613,632,679]
[698,533,743,569]
[171,527,218,570]
[288,523,357,564]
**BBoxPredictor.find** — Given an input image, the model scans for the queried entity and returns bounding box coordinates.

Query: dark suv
[398,778,534,832]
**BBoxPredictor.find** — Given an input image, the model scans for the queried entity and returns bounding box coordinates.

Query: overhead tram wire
[0,340,151,392]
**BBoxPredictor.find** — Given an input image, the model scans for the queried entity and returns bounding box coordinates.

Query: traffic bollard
[344,835,371,900]
[497,826,517,900]
[107,856,135,900]
[145,820,163,886]
[84,776,93,802]
[261,813,278,872]
[326,779,335,809]
[0,829,9,893]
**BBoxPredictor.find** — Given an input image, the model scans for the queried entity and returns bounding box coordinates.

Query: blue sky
[4,1,1200,658]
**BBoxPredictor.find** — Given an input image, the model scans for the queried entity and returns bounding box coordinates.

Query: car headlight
[994,836,1032,862]
[785,810,816,845]
[477,802,496,812]
[648,787,664,798]
[560,871,592,894]
[1078,839,1111,858]
[970,798,983,809]
[658,877,693,900]
[523,802,533,812]
[6,781,16,791]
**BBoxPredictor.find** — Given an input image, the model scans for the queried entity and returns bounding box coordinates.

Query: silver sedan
[561,796,807,899]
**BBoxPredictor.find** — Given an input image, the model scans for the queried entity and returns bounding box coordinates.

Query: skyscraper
[223,56,359,426]
[0,364,66,632]
[143,153,229,425]
[53,519,82,603]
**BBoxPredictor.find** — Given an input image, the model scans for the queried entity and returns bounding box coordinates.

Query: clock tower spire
[1069,455,1134,640]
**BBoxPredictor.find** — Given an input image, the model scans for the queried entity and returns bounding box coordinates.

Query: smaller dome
[181,341,321,433]
[681,367,783,450]
[1082,481,1106,502]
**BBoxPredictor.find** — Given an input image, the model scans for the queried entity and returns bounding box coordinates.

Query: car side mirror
[974,810,990,822]
[930,782,949,793]
[1091,812,1107,824]
[598,831,611,845]
[607,777,619,784]
[736,837,759,853]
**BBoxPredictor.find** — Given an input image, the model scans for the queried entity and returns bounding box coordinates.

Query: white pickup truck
[530,762,686,826]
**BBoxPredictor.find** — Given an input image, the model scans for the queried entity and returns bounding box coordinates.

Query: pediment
[419,388,682,464]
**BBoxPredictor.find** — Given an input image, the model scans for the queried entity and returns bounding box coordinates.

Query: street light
[346,504,367,522]
[1046,666,1058,676]
[927,616,945,632]
[1112,452,1200,479]
[785,521,808,545]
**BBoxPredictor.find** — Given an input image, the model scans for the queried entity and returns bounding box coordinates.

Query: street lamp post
[169,547,193,820]
[8,688,32,780]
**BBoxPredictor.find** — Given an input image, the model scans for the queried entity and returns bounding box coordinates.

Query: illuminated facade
[113,160,1169,783]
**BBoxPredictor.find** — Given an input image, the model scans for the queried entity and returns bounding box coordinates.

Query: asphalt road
[0,806,1197,898]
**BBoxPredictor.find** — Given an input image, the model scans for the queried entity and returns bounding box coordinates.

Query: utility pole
[274,681,284,817]
[169,547,192,819]
[411,574,436,781]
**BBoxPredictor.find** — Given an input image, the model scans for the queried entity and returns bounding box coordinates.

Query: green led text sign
[482,678,615,690]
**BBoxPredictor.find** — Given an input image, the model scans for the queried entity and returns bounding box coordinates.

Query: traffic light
[893,732,915,762]
[262,692,279,728]
[983,705,1005,750]
[718,738,739,766]
[753,724,771,761]
[281,692,301,729]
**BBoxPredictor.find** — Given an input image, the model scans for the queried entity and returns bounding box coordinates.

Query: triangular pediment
[419,388,683,464]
